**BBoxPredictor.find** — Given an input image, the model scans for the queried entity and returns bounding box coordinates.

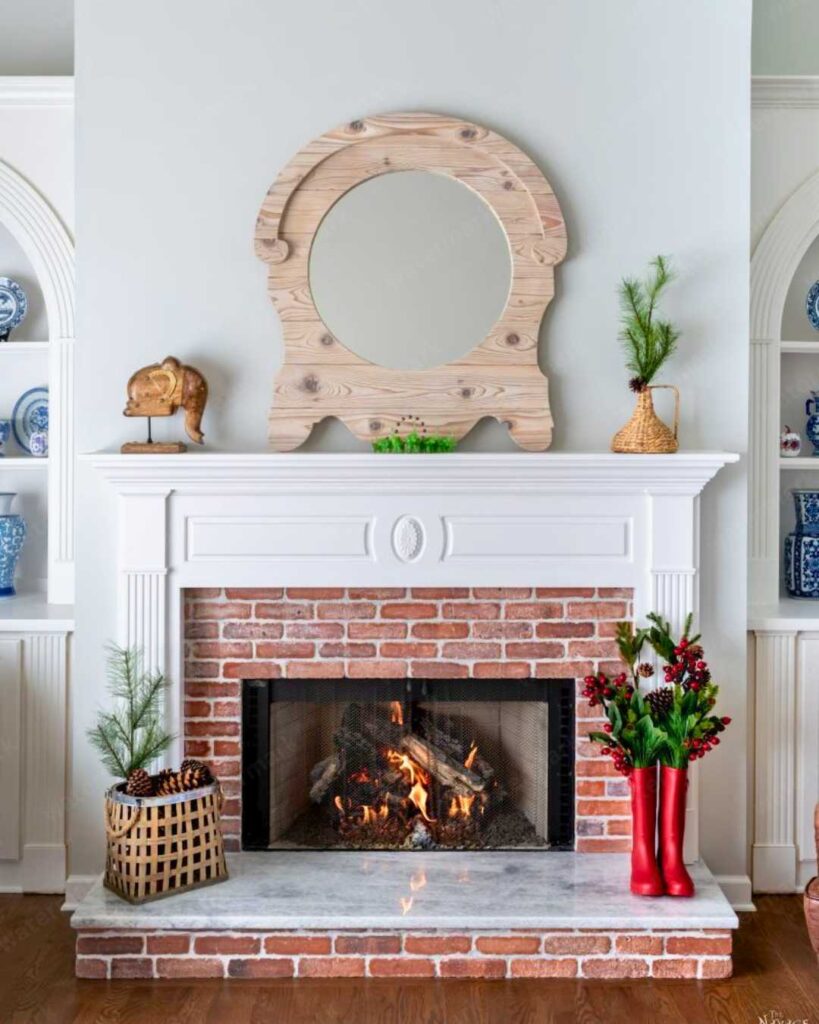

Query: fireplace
[241,676,575,852]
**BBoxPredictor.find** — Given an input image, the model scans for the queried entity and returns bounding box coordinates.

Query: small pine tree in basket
[87,645,174,784]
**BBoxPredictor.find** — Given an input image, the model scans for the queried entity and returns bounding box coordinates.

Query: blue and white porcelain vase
[785,489,819,598]
[806,393,819,456]
[0,493,26,598]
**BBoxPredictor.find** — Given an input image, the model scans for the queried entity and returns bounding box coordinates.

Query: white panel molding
[714,874,755,912]
[0,631,69,893]
[0,77,74,107]
[752,630,797,892]
[752,75,819,109]
[796,633,819,886]
[748,337,779,600]
[0,158,76,602]
[0,640,22,861]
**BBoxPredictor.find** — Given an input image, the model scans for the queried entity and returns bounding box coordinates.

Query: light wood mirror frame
[255,113,567,451]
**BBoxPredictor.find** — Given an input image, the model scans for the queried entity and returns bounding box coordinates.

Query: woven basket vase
[104,781,228,903]
[611,385,679,454]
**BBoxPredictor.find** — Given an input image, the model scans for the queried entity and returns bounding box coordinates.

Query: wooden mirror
[255,113,567,451]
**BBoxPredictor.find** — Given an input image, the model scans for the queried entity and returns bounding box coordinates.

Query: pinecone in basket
[179,764,211,792]
[181,758,213,782]
[645,686,674,719]
[125,767,154,797]
[155,767,184,796]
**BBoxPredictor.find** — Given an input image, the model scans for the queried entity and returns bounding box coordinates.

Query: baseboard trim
[62,874,100,912]
[715,873,755,911]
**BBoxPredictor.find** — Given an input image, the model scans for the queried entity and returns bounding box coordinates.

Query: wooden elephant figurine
[123,356,208,450]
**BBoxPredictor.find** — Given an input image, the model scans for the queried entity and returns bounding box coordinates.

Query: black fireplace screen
[242,678,574,851]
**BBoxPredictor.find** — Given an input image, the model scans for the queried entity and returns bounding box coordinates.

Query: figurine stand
[121,416,187,454]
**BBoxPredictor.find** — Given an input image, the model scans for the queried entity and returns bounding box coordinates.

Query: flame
[334,795,344,814]
[408,780,435,822]
[447,793,476,819]
[400,896,413,915]
[464,743,478,771]
[386,748,428,786]
[410,869,427,892]
[361,805,376,824]
[349,768,370,784]
[390,701,404,726]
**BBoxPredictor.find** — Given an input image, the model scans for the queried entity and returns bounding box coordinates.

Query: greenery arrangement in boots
[583,622,667,775]
[585,614,731,770]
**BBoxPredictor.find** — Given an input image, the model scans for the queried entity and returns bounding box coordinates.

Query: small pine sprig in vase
[87,645,175,795]
[611,255,682,454]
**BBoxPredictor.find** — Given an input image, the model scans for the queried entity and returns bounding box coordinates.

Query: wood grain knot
[459,127,477,140]
[503,180,514,190]
[301,374,320,393]
[369,420,382,433]
[349,120,365,132]
[320,334,334,347]
[461,388,473,399]
[506,333,520,346]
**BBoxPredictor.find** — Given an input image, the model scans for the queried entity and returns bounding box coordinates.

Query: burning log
[309,752,341,803]
[400,733,487,794]
[416,709,497,785]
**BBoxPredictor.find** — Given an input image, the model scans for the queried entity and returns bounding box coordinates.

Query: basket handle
[105,801,141,840]
[649,384,680,440]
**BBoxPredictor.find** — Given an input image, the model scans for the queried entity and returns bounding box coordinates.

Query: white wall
[753,0,819,74]
[72,0,752,888]
[0,0,74,75]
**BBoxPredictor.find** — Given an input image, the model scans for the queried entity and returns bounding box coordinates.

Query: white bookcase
[749,76,819,895]
[0,78,73,893]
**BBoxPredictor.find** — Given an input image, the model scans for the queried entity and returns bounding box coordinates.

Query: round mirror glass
[308,170,512,370]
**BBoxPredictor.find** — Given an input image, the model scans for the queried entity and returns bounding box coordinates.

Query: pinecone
[637,662,655,678]
[179,764,211,791]
[125,767,154,797]
[155,767,183,796]
[181,757,212,778]
[645,687,674,718]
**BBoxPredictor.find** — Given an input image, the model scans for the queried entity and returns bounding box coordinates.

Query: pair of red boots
[629,765,694,897]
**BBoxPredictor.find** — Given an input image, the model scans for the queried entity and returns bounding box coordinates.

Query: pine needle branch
[618,255,680,386]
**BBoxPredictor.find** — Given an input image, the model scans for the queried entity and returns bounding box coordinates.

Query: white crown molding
[752,75,819,109]
[0,77,74,107]
[83,451,738,497]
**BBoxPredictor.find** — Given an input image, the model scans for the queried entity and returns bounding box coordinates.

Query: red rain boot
[628,766,664,896]
[658,765,695,897]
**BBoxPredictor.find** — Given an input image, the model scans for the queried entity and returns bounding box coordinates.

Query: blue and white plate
[0,278,27,339]
[807,281,819,332]
[12,386,48,454]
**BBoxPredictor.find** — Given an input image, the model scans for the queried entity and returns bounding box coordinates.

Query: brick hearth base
[75,927,732,980]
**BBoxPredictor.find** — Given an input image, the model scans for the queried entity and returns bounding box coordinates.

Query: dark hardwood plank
[0,893,816,1024]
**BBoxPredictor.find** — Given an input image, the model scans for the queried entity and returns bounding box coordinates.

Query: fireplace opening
[242,678,574,852]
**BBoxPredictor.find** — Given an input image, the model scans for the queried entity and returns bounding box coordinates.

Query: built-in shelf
[748,597,819,631]
[0,457,49,469]
[0,340,49,352]
[0,592,74,632]
[781,339,819,353]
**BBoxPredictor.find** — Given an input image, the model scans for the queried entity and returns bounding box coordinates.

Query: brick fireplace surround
[74,453,739,980]
[183,585,634,852]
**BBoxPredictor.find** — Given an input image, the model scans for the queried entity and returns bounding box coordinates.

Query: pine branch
[617,255,680,386]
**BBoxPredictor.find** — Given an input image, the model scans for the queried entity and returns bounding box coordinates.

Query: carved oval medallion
[392,515,425,563]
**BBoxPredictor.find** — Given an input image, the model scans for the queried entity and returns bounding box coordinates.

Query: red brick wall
[183,586,634,851]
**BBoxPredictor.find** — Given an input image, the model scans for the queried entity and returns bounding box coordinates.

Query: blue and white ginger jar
[785,489,819,598]
[0,492,26,598]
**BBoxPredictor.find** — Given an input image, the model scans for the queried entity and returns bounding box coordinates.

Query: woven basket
[104,781,228,903]
[611,385,679,454]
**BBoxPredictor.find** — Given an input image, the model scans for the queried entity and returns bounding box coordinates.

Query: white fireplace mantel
[88,449,737,862]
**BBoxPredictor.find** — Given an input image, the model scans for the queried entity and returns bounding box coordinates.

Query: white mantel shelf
[85,451,738,493]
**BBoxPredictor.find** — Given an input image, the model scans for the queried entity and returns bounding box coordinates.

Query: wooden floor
[0,894,816,1024]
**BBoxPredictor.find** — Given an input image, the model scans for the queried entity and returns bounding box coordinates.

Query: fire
[447,793,476,819]
[408,780,435,822]
[390,701,404,726]
[410,869,427,892]
[386,748,428,786]
[400,896,413,915]
[464,743,478,771]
